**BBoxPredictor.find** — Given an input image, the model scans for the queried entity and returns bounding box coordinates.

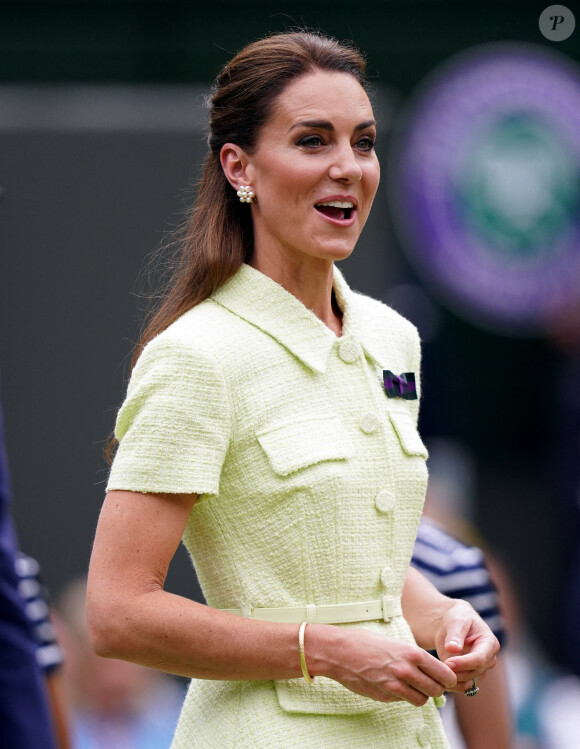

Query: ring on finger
[464,679,479,697]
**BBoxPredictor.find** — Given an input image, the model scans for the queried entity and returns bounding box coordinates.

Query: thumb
[443,617,471,655]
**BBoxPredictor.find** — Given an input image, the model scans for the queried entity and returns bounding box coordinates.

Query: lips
[314,199,356,222]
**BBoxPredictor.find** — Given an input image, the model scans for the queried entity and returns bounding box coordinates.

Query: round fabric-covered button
[433,694,446,709]
[375,490,395,513]
[379,566,395,589]
[338,339,361,364]
[417,724,431,747]
[359,412,380,434]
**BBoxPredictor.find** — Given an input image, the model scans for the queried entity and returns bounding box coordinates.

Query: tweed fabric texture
[107,263,449,748]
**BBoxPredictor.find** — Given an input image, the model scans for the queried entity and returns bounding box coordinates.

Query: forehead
[269,70,374,128]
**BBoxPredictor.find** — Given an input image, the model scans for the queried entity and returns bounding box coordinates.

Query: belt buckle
[381,594,399,622]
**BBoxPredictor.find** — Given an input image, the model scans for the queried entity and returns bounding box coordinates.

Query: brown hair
[106,31,367,461]
[136,31,367,359]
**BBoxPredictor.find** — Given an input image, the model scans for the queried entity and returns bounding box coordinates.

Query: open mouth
[314,200,355,221]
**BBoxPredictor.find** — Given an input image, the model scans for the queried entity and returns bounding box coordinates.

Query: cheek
[270,156,320,198]
[363,166,380,207]
[358,171,380,224]
[365,160,381,194]
[253,152,334,214]
[259,164,298,200]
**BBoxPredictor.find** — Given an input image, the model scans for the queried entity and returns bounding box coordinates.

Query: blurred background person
[417,440,580,748]
[0,389,65,748]
[56,575,185,749]
[15,550,71,749]
[543,300,580,679]
[412,516,511,749]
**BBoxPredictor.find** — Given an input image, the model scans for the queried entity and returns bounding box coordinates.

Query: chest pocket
[388,410,428,458]
[257,414,354,476]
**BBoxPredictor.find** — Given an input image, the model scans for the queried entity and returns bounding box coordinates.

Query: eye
[355,135,376,152]
[297,135,325,149]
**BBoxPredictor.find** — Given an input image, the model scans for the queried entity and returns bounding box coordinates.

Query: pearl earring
[237,185,256,204]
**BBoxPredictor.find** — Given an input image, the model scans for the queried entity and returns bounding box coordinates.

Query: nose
[328,142,363,183]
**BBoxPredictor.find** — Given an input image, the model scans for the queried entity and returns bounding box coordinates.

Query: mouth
[314,200,356,223]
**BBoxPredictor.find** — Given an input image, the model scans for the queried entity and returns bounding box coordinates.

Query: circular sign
[387,43,580,334]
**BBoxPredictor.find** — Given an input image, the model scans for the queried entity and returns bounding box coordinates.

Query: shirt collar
[211,263,385,373]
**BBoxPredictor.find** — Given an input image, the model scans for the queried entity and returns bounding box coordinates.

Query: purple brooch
[383,371,417,400]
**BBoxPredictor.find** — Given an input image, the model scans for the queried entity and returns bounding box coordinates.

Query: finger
[394,658,453,699]
[446,670,487,693]
[414,668,451,699]
[383,679,440,708]
[444,659,496,693]
[386,654,454,699]
[445,651,497,674]
[443,617,472,655]
[403,684,436,708]
[417,652,457,690]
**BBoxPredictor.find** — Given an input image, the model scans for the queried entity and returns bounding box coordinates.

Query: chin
[318,244,357,262]
[304,238,358,261]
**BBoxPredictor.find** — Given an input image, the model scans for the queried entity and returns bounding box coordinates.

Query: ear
[220,143,251,190]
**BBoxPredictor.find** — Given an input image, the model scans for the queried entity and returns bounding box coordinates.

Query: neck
[249,250,343,337]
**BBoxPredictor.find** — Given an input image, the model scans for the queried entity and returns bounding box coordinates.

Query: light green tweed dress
[107,263,450,749]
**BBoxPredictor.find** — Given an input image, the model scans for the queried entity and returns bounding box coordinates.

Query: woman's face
[244,69,380,267]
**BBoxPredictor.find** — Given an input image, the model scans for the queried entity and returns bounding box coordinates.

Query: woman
[87,31,499,748]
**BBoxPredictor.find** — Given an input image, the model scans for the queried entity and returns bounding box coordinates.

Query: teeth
[316,200,354,209]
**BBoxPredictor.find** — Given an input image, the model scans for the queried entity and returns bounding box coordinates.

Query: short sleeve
[106,334,231,496]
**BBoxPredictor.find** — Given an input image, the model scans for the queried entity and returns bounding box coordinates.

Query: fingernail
[447,661,456,669]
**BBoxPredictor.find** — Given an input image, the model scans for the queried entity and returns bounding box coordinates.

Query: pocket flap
[257,415,354,476]
[388,411,428,458]
[274,676,378,715]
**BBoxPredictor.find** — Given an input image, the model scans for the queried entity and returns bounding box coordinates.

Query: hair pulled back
[103,32,367,462]
[135,31,368,364]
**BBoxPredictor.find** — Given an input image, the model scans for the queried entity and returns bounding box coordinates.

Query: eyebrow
[289,119,376,133]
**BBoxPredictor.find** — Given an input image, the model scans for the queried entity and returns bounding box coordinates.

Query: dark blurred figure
[544,302,580,676]
[15,551,71,749]
[0,392,61,748]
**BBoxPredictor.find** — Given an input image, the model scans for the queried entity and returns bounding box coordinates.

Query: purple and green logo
[387,43,580,334]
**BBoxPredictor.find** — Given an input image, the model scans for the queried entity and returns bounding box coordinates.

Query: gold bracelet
[298,621,315,684]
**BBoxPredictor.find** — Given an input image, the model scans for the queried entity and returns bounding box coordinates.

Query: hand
[434,600,500,693]
[317,626,458,707]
